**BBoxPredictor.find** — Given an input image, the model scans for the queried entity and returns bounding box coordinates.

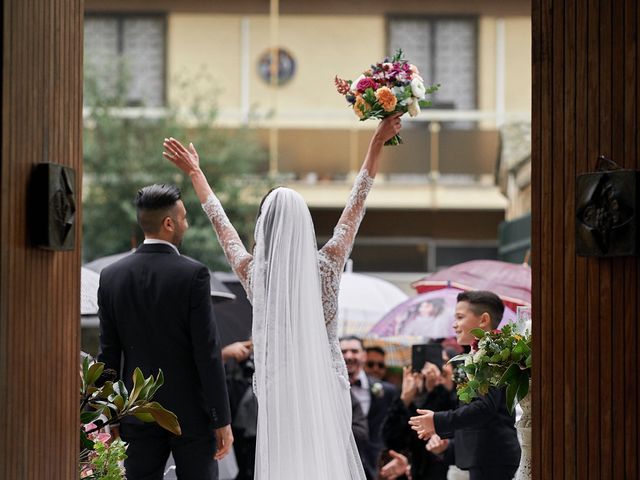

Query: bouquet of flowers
[450,323,532,414]
[334,49,439,145]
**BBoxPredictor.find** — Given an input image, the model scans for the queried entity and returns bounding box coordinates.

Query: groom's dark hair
[456,290,505,329]
[135,184,182,234]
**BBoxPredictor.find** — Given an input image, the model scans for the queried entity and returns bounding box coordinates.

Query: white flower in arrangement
[410,77,426,99]
[407,97,421,117]
[473,348,486,363]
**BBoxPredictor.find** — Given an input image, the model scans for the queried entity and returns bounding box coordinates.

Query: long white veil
[251,188,366,479]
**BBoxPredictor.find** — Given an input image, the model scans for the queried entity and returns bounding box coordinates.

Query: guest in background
[364,346,388,381]
[341,336,398,480]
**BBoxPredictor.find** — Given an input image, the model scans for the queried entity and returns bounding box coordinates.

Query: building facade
[84,0,532,274]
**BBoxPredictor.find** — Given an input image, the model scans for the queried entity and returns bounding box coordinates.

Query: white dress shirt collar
[143,238,180,255]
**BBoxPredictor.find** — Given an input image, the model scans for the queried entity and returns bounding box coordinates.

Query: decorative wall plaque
[257,48,296,86]
[29,163,76,250]
[576,156,637,257]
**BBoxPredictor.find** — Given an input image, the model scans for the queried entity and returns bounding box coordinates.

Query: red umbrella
[411,260,531,311]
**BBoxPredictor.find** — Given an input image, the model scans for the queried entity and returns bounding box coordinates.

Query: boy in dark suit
[98,184,233,479]
[409,291,521,480]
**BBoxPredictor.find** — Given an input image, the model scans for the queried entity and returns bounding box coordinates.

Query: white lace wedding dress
[201,170,373,480]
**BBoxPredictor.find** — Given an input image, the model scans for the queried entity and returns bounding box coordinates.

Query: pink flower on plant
[356,77,378,93]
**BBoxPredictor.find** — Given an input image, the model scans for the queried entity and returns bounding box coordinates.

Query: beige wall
[168,13,531,125]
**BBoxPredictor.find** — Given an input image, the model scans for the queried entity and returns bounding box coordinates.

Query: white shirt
[351,369,371,415]
[143,238,180,255]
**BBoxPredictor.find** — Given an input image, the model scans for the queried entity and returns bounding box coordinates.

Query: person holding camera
[380,354,457,480]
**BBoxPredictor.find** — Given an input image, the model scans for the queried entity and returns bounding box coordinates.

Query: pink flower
[94,432,111,444]
[355,77,378,93]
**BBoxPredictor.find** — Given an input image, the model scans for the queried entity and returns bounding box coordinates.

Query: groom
[98,184,233,479]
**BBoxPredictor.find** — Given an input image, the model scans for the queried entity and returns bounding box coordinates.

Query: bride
[163,115,401,479]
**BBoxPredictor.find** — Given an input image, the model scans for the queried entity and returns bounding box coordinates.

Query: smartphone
[411,343,443,372]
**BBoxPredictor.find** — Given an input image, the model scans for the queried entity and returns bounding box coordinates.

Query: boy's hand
[409,408,435,440]
[426,433,449,455]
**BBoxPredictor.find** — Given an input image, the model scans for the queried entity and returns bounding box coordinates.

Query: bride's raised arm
[163,138,253,290]
[320,115,402,267]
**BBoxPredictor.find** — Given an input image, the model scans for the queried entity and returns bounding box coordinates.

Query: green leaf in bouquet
[134,402,182,436]
[81,410,103,425]
[498,363,521,387]
[86,362,105,387]
[464,364,477,375]
[470,328,486,339]
[114,380,128,401]
[515,373,530,404]
[425,83,441,94]
[490,354,501,363]
[418,100,432,108]
[500,348,511,362]
[467,379,480,391]
[513,339,531,355]
[80,429,95,451]
[506,381,519,415]
[511,351,524,363]
[525,353,533,369]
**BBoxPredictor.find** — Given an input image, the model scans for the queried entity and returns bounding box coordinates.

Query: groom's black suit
[98,242,231,480]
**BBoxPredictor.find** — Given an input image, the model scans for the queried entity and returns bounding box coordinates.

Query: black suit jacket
[97,243,231,435]
[362,377,398,478]
[433,386,520,470]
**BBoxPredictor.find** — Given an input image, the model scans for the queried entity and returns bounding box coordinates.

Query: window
[388,17,477,112]
[84,15,166,107]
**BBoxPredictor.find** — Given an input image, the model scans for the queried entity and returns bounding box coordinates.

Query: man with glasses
[364,346,387,381]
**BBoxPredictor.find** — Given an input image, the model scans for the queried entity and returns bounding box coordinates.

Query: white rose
[351,74,365,92]
[407,98,421,117]
[410,77,426,99]
[473,348,486,363]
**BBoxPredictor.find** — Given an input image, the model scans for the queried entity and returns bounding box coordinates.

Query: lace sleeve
[320,169,374,270]
[202,194,253,295]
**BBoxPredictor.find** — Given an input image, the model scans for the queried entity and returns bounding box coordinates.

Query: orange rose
[354,95,371,119]
[375,86,397,112]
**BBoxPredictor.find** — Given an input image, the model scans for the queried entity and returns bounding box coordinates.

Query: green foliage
[450,323,532,414]
[81,439,128,480]
[79,356,181,478]
[83,63,269,268]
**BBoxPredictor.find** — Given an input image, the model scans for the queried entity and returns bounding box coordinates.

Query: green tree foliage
[83,64,268,269]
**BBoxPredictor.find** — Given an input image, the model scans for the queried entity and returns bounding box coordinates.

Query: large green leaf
[128,368,145,405]
[498,363,521,386]
[146,370,164,399]
[80,410,103,425]
[80,429,95,451]
[86,362,104,386]
[134,412,156,423]
[505,381,519,415]
[134,402,182,436]
[515,374,531,404]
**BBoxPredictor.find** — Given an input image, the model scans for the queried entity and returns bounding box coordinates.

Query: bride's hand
[373,113,402,144]
[163,137,201,175]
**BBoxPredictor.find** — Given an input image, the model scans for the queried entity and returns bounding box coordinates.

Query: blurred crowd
[221,336,466,480]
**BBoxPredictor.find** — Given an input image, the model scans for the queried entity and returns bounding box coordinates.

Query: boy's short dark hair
[456,290,505,330]
[135,184,181,234]
[365,346,386,357]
